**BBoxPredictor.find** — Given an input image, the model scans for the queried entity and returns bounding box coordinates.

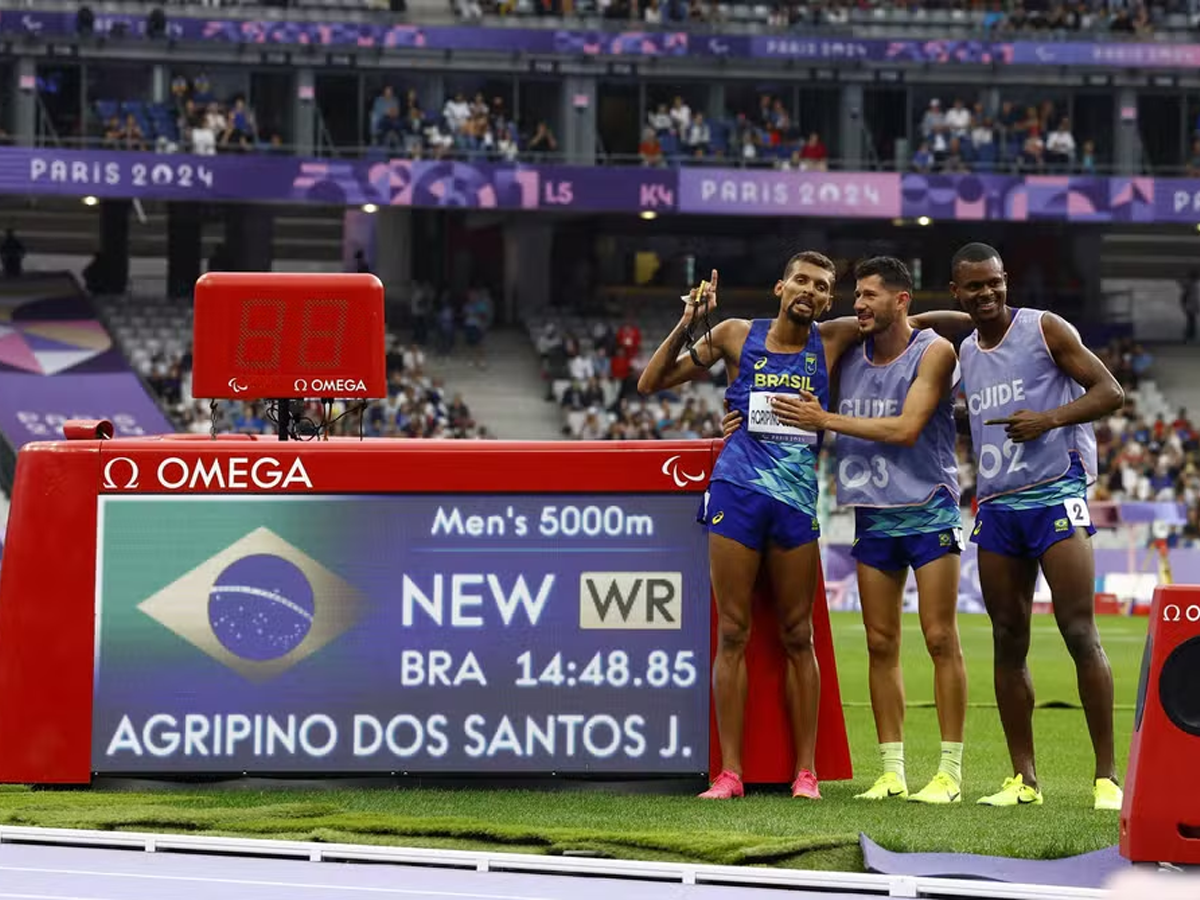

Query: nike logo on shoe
[1017,796,1036,804]
[888,789,906,797]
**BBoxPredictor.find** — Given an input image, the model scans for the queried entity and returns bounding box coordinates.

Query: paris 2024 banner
[9,147,1200,224]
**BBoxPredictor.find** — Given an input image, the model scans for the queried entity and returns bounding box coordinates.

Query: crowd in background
[469,0,1168,34]
[536,310,1200,546]
[370,85,556,161]
[96,74,285,157]
[640,93,829,169]
[912,96,1094,174]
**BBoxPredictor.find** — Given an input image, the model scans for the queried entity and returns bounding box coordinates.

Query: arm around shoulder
[909,310,974,340]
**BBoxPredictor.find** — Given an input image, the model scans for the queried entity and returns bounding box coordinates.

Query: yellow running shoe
[977,774,1043,806]
[1094,778,1123,811]
[908,772,962,804]
[855,772,908,800]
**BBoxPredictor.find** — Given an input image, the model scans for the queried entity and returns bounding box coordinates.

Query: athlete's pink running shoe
[698,770,744,799]
[791,769,822,800]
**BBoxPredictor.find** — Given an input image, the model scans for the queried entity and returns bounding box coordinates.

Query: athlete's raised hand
[771,390,827,431]
[984,409,1052,443]
[681,268,719,326]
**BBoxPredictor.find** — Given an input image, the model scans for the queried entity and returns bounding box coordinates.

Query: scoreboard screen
[92,493,712,775]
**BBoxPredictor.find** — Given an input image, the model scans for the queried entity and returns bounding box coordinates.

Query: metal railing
[25,131,1197,178]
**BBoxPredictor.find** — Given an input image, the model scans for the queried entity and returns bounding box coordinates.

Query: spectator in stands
[920,99,944,140]
[1182,271,1200,344]
[579,409,605,441]
[740,126,761,164]
[443,93,472,135]
[121,114,147,152]
[669,97,691,135]
[1021,126,1045,171]
[463,286,494,367]
[527,121,558,157]
[221,98,257,151]
[377,105,404,150]
[102,117,124,150]
[399,107,424,155]
[770,99,792,135]
[492,123,516,162]
[640,127,664,166]
[911,141,934,172]
[1,229,25,278]
[372,86,400,140]
[943,137,968,172]
[1080,140,1097,173]
[685,113,711,156]
[1045,118,1077,170]
[616,316,641,359]
[971,117,995,156]
[799,132,828,171]
[648,103,672,134]
[561,380,586,411]
[568,345,596,382]
[944,98,971,139]
[198,103,225,155]
[1185,505,1200,544]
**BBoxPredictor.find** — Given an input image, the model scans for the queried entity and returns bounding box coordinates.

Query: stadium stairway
[421,328,563,440]
[1139,344,1200,418]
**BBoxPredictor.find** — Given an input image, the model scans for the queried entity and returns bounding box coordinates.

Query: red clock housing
[191,272,387,400]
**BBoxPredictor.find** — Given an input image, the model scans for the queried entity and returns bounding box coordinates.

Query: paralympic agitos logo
[102,456,313,491]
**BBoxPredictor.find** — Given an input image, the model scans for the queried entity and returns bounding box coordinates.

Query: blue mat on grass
[859,835,1130,889]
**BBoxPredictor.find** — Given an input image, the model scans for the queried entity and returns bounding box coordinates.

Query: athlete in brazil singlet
[702,318,829,551]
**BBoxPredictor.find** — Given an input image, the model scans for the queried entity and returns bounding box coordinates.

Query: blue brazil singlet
[711,319,829,514]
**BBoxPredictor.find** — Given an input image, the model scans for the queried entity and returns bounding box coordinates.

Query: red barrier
[0,437,852,785]
[708,567,852,783]
[1120,584,1200,864]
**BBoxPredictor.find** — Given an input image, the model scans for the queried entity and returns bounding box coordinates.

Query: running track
[0,833,1110,900]
[0,843,885,900]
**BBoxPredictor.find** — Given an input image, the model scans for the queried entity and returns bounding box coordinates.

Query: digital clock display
[191,272,387,400]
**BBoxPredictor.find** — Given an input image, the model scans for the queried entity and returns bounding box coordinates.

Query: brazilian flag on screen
[96,497,372,685]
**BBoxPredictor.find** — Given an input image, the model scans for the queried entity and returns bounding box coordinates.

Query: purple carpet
[859,835,1131,889]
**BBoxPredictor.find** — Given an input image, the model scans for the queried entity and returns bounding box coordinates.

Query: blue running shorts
[698,480,820,553]
[851,529,963,573]
[971,497,1097,559]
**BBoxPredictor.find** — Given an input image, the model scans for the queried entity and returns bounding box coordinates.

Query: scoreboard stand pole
[276,398,290,442]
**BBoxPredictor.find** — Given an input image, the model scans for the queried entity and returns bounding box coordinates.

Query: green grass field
[0,611,1149,871]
